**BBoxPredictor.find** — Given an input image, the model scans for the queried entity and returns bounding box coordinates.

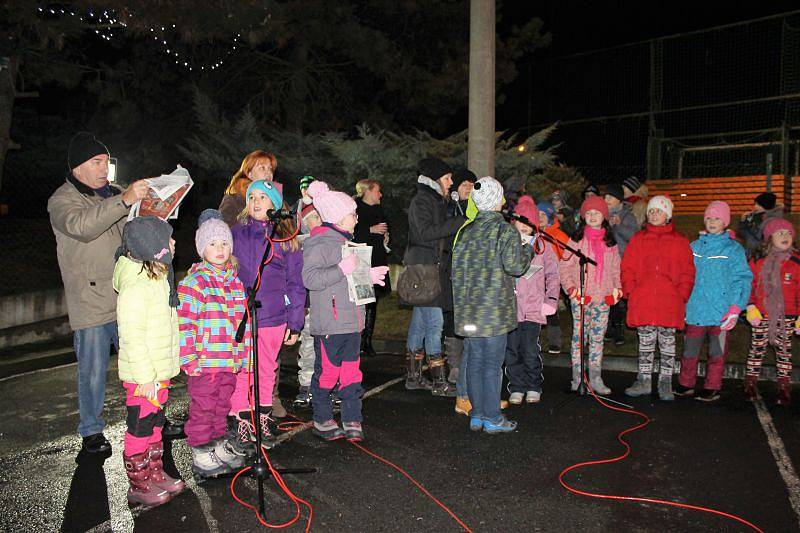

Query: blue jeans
[74,322,118,437]
[456,340,470,398]
[465,334,508,424]
[406,306,444,356]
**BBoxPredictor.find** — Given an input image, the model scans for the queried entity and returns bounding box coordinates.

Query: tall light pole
[468,0,495,178]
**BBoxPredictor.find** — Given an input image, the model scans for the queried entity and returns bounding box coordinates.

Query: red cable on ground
[559,374,764,532]
[350,441,473,533]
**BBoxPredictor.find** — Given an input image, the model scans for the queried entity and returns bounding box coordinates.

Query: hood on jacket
[188,260,238,284]
[113,255,149,292]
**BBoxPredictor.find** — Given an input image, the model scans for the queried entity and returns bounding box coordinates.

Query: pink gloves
[370,266,390,286]
[338,254,358,275]
[541,303,557,317]
[719,305,741,331]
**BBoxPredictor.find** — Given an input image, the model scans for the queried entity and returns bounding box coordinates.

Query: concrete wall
[0,289,70,350]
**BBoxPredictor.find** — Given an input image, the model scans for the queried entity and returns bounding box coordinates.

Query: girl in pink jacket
[505,197,561,404]
[560,196,622,394]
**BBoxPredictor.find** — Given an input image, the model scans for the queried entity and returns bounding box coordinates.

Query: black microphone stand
[501,211,631,411]
[235,214,315,517]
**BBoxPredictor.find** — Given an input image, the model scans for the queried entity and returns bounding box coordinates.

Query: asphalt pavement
[0,351,798,532]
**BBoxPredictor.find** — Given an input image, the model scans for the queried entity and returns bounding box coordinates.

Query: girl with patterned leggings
[559,196,622,394]
[622,196,695,401]
[744,218,800,406]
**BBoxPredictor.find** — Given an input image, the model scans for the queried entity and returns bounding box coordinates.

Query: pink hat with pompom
[306,181,357,224]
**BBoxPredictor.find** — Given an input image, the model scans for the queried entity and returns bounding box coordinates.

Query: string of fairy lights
[36,5,242,72]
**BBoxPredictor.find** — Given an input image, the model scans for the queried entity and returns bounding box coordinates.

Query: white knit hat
[472,177,504,211]
[647,195,674,220]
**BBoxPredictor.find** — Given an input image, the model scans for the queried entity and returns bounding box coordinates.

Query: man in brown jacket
[48,132,148,454]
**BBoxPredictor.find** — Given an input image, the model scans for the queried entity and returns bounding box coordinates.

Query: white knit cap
[647,195,674,220]
[472,177,504,211]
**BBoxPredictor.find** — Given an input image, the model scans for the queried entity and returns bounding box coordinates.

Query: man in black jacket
[403,158,466,395]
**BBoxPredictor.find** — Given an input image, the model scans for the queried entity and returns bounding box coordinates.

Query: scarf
[322,222,353,240]
[418,175,442,194]
[759,249,791,345]
[584,226,607,284]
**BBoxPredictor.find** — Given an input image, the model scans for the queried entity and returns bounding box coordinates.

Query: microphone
[267,208,296,220]
[450,191,464,216]
[502,209,539,233]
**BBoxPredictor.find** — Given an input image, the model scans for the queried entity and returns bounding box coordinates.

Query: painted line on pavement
[753,399,800,527]
[88,374,407,531]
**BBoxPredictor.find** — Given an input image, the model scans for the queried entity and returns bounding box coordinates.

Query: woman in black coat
[403,158,465,396]
[353,179,390,358]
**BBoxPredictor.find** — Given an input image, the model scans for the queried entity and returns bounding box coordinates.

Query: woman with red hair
[219,150,280,227]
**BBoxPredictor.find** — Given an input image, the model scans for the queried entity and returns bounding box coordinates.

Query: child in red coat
[621,196,695,400]
[744,218,800,405]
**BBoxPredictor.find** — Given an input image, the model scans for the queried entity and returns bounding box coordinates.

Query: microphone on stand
[450,191,464,216]
[501,209,539,234]
[267,208,296,220]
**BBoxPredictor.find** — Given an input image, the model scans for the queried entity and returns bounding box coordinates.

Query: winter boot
[124,452,172,506]
[625,374,652,397]
[743,375,760,401]
[455,396,471,416]
[588,366,611,395]
[343,421,365,442]
[570,365,582,391]
[226,416,256,457]
[191,445,233,478]
[360,304,379,358]
[146,442,185,495]
[313,420,345,441]
[777,378,792,406]
[405,350,433,390]
[444,336,463,384]
[258,408,277,448]
[271,394,287,419]
[293,386,312,408]
[213,436,248,469]
[429,357,457,397]
[658,377,675,401]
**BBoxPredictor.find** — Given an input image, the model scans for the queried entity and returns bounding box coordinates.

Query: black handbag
[397,263,441,305]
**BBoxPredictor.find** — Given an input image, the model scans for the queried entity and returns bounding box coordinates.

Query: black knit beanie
[755,192,777,211]
[68,132,110,170]
[605,183,625,203]
[452,168,477,189]
[417,157,453,182]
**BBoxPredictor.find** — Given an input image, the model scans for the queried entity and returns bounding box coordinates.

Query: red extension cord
[559,373,764,532]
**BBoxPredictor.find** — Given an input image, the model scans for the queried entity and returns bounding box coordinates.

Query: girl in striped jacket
[178,211,252,478]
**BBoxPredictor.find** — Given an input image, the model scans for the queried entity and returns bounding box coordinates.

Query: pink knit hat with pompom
[306,181,357,224]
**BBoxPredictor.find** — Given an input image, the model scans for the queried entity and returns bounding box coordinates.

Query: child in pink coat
[505,196,560,404]
[560,196,623,394]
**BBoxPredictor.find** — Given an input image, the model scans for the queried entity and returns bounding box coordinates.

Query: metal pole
[468,0,495,178]
[767,153,774,192]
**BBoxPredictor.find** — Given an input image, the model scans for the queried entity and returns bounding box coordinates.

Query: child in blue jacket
[676,201,752,401]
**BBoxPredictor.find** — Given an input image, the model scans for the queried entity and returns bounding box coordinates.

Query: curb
[2,336,798,383]
[371,339,800,383]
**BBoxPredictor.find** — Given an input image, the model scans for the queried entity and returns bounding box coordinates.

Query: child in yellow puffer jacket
[113,216,182,507]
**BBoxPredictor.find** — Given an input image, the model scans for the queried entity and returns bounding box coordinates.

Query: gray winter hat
[117,216,178,307]
[472,177,505,211]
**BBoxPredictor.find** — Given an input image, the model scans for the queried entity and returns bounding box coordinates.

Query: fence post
[766,153,773,192]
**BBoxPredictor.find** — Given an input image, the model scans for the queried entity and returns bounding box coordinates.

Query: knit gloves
[338,254,358,275]
[720,305,741,331]
[604,288,623,307]
[746,305,763,326]
[370,266,390,286]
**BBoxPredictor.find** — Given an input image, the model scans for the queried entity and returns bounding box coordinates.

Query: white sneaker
[213,438,247,469]
[509,392,524,405]
[191,446,232,477]
[525,391,541,403]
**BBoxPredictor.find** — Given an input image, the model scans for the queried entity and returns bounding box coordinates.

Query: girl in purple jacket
[505,197,561,404]
[230,180,305,444]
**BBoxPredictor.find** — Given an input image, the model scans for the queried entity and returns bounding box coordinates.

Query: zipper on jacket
[332,295,339,320]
